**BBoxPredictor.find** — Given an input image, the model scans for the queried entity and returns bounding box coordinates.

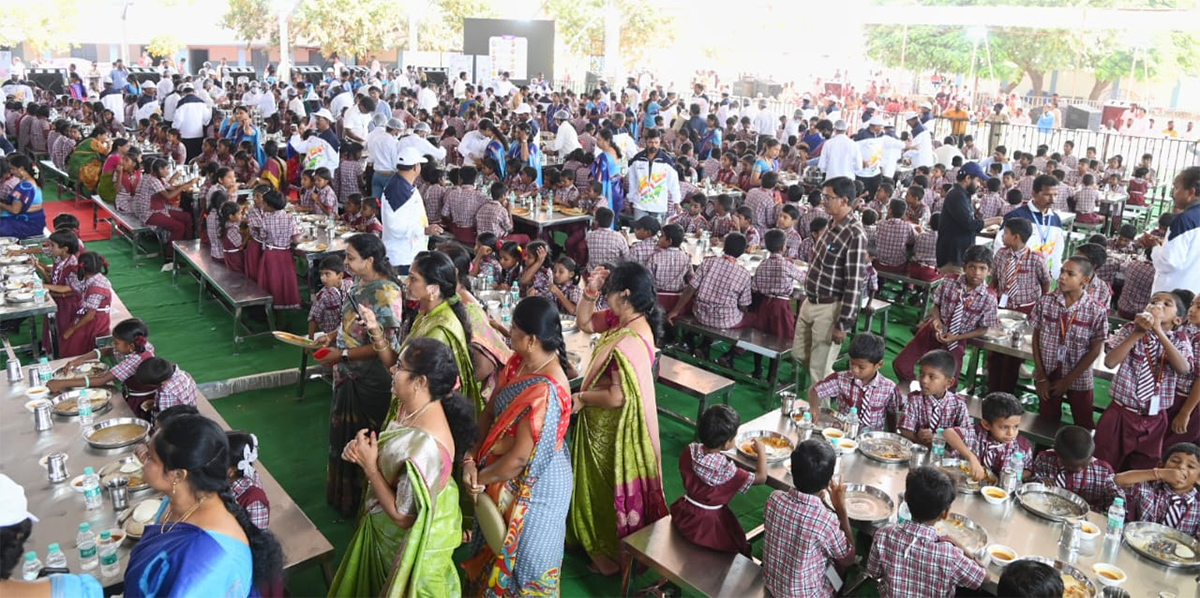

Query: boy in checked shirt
[1031,425,1123,512]
[668,232,753,362]
[646,224,694,314]
[1115,442,1200,537]
[865,467,986,598]
[584,207,629,271]
[873,200,916,275]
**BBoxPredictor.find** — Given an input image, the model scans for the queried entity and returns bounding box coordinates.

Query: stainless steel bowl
[734,430,795,463]
[50,389,113,417]
[83,418,151,449]
[1022,556,1098,597]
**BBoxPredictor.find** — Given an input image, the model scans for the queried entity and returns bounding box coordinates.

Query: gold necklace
[519,353,557,376]
[398,401,435,427]
[164,496,206,534]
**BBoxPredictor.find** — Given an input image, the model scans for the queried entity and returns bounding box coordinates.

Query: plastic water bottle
[509,285,520,307]
[45,543,68,570]
[1106,497,1126,538]
[897,500,911,524]
[931,428,946,459]
[22,551,42,581]
[78,390,94,425]
[78,522,98,571]
[1002,452,1024,493]
[82,467,103,511]
[845,407,860,440]
[33,276,46,303]
[98,531,120,578]
[37,357,52,384]
[485,274,494,291]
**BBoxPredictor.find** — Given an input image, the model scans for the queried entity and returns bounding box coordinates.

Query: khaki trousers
[793,300,842,388]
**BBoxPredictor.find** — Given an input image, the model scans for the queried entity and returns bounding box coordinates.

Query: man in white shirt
[156,75,174,99]
[172,83,211,161]
[817,120,864,180]
[626,129,680,222]
[417,82,438,112]
[549,110,580,156]
[259,86,278,119]
[134,82,160,121]
[287,88,306,118]
[367,117,403,199]
[452,72,468,99]
[494,72,515,97]
[329,84,354,121]
[752,100,776,145]
[342,97,373,143]
[397,122,446,162]
[933,135,964,167]
[904,112,934,169]
[458,128,490,167]
[381,147,442,273]
[162,88,181,124]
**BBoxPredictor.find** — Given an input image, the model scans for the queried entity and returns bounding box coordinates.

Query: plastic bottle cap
[25,552,35,561]
[1114,497,1124,506]
[48,543,60,552]
[79,522,90,531]
[84,467,95,475]
[99,531,112,540]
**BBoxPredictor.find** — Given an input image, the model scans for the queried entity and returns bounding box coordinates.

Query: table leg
[768,356,782,396]
[619,551,636,597]
[48,313,59,359]
[963,346,981,395]
[28,315,40,360]
[297,349,310,398]
[233,306,243,352]
[197,278,205,314]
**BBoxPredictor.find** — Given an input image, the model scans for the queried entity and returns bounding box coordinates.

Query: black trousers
[182,137,204,163]
[856,174,882,202]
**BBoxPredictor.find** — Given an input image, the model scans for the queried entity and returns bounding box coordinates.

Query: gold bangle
[373,341,390,352]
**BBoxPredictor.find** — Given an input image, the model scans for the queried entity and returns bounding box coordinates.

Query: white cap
[0,474,38,526]
[396,147,425,166]
[140,80,156,90]
[833,119,848,131]
[920,102,932,110]
[514,103,532,115]
[312,108,334,122]
[385,117,405,131]
[371,113,387,127]
[868,115,886,126]
[903,111,920,121]
[413,122,431,133]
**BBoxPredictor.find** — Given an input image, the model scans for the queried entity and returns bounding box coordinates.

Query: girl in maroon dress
[256,190,301,310]
[670,405,767,555]
[59,252,112,358]
[37,229,81,352]
[218,202,247,274]
[243,185,268,283]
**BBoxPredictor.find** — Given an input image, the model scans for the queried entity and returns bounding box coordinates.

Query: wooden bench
[670,316,793,393]
[90,195,163,263]
[876,271,945,320]
[38,159,75,200]
[620,515,767,598]
[656,355,736,430]
[171,239,275,352]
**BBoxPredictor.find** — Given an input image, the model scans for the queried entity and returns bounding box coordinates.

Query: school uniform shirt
[51,136,76,170]
[1117,259,1157,317]
[1106,322,1194,416]
[585,228,629,269]
[1086,276,1113,311]
[475,201,513,238]
[441,185,488,228]
[752,254,805,298]
[948,421,1033,477]
[1030,291,1108,390]
[902,390,971,432]
[362,216,383,237]
[993,246,1051,309]
[260,210,297,249]
[1125,481,1200,537]
[811,371,901,430]
[875,219,916,268]
[646,247,693,293]
[690,255,752,328]
[865,522,986,598]
[1053,184,1072,212]
[155,366,198,411]
[550,281,583,313]
[313,185,337,215]
[422,184,447,225]
[473,255,501,282]
[743,187,776,230]
[1030,451,1123,512]
[521,266,553,298]
[782,228,803,260]
[629,238,658,264]
[933,277,999,342]
[668,212,709,234]
[740,225,762,249]
[131,175,166,222]
[799,207,828,240]
[795,237,817,264]
[977,192,1005,220]
[231,474,270,529]
[762,489,853,598]
[709,214,734,237]
[1073,186,1102,214]
[309,280,350,335]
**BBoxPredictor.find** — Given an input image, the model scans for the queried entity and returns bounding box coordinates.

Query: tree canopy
[0,0,80,55]
[544,0,675,70]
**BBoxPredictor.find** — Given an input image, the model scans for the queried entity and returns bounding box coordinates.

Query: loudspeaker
[1064,104,1101,132]
[291,66,324,87]
[126,67,161,85]
[27,68,67,94]
[225,66,256,82]
[424,68,449,86]
[1101,104,1129,130]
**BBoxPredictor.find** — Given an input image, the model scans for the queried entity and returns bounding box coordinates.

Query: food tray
[1015,483,1089,522]
[734,430,795,463]
[856,431,914,464]
[5,290,35,303]
[54,361,110,378]
[934,458,996,494]
[296,241,331,252]
[1123,521,1200,568]
[272,330,322,348]
[934,513,990,558]
[0,255,30,265]
[556,207,585,216]
[1021,556,1097,598]
[1,264,36,276]
[99,455,150,493]
[50,389,112,417]
[83,418,151,449]
[822,483,894,524]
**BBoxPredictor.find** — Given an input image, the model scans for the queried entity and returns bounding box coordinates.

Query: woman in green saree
[67,126,112,195]
[438,242,513,404]
[329,336,479,598]
[567,262,669,576]
[96,137,130,201]
[314,234,406,517]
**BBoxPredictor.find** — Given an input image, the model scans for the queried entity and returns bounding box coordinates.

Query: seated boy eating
[670,405,767,555]
[942,392,1032,482]
[1115,442,1200,537]
[865,467,987,598]
[762,439,855,598]
[807,332,901,431]
[1030,425,1122,512]
[900,350,972,447]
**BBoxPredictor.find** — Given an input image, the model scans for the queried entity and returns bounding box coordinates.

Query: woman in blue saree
[480,119,510,180]
[226,105,267,166]
[126,414,284,598]
[0,155,47,239]
[590,129,625,227]
[697,115,722,160]
[507,123,542,186]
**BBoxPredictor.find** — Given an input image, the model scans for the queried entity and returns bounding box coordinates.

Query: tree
[0,0,79,55]
[220,0,277,48]
[148,35,184,59]
[544,0,675,70]
[415,0,498,52]
[291,0,404,59]
[1082,30,1200,100]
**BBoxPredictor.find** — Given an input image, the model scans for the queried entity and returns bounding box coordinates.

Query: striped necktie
[1165,494,1189,529]
[946,291,966,352]
[1135,341,1160,412]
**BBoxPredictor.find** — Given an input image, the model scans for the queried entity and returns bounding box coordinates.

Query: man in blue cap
[936,162,1003,271]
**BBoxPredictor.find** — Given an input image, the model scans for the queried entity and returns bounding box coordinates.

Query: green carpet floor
[29,188,1115,596]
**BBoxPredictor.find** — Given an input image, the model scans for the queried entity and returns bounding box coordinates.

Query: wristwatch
[340,349,349,363]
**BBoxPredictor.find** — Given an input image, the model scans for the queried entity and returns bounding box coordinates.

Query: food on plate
[739,435,792,458]
[315,243,328,251]
[984,488,1007,499]
[87,423,146,445]
[1061,575,1087,598]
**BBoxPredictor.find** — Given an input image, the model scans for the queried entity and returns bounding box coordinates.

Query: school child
[546,255,583,314]
[1095,291,1194,472]
[1071,243,1112,310]
[494,241,524,290]
[671,405,768,555]
[900,184,928,229]
[257,190,301,310]
[895,246,997,385]
[203,190,229,261]
[308,254,350,339]
[860,208,878,244]
[669,193,710,234]
[357,197,383,237]
[751,229,806,344]
[1116,248,1157,320]
[912,174,934,210]
[218,202,247,274]
[874,200,916,274]
[548,169,580,208]
[35,229,81,345]
[1114,442,1200,536]
[1102,172,1124,196]
[1051,170,1072,212]
[310,167,338,216]
[1164,292,1200,447]
[341,193,364,228]
[775,204,804,260]
[510,165,540,197]
[905,211,941,282]
[977,177,1006,220]
[517,240,553,297]
[733,206,762,250]
[471,232,502,282]
[943,392,1032,482]
[1107,223,1139,257]
[668,233,753,363]
[296,169,318,212]
[1138,212,1174,246]
[133,357,198,417]
[898,350,973,446]
[1071,174,1103,224]
[709,194,735,238]
[799,191,828,240]
[992,219,1051,313]
[714,151,737,186]
[476,181,516,239]
[865,467,987,597]
[1001,187,1024,217]
[420,166,447,227]
[808,332,901,431]
[584,207,629,271]
[336,141,364,207]
[1030,425,1123,512]
[45,317,155,409]
[1126,166,1150,206]
[867,181,892,215]
[762,439,855,597]
[629,216,661,264]
[646,224,694,314]
[227,431,271,529]
[232,151,259,186]
[795,217,826,264]
[996,561,1063,598]
[51,213,85,252]
[56,252,112,359]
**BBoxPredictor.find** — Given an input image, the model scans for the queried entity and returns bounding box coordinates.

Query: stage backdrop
[462,19,555,85]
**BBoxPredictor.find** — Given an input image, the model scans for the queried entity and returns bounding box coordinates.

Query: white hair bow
[237,433,259,479]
